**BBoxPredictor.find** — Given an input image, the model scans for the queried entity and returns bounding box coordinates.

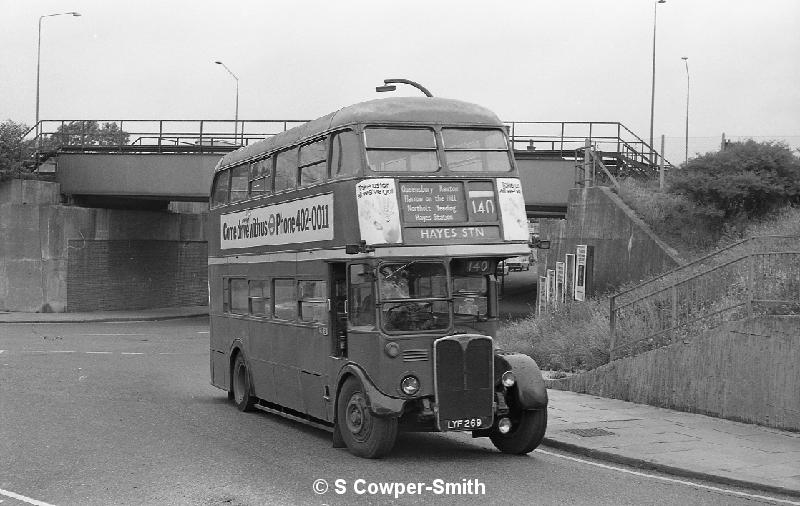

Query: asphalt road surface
[1,318,794,505]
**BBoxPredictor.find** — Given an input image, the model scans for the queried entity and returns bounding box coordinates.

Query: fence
[609,236,800,359]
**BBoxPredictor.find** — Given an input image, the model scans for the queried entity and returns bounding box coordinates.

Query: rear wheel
[232,354,256,412]
[490,408,547,454]
[336,377,398,458]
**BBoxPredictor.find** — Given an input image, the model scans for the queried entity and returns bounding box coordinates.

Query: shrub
[669,140,800,220]
[497,299,610,372]
[617,177,724,255]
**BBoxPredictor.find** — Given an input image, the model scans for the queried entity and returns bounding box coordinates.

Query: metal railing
[609,236,800,360]
[505,121,671,169]
[610,236,800,360]
[26,119,309,156]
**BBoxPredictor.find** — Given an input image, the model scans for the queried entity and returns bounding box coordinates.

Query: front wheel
[490,408,547,454]
[336,377,398,458]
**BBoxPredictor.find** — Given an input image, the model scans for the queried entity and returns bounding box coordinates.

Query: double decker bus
[208,97,548,458]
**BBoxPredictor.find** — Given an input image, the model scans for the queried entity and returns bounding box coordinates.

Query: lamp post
[376,78,433,97]
[36,11,81,139]
[214,60,239,144]
[681,56,690,166]
[649,0,666,163]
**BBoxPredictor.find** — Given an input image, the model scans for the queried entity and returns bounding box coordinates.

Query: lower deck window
[273,279,297,320]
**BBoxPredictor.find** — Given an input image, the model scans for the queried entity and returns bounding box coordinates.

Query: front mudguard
[494,351,548,409]
[335,363,406,416]
[332,363,405,448]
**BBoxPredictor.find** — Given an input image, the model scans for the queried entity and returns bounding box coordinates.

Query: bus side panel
[210,316,230,391]
[249,319,278,402]
[270,323,304,411]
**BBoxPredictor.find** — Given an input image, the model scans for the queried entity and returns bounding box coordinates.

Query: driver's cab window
[348,264,374,328]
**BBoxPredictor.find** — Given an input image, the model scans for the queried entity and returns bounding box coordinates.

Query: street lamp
[649,0,666,163]
[376,78,433,97]
[36,11,81,139]
[214,60,239,144]
[681,56,690,166]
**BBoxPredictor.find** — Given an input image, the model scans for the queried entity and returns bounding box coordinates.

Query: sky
[2,0,799,164]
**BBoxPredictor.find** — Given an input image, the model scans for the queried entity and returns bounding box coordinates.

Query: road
[0,318,793,505]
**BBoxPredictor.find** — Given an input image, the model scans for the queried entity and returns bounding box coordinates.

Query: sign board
[565,253,576,302]
[575,245,587,301]
[356,179,402,245]
[220,193,334,249]
[555,261,565,305]
[537,276,547,315]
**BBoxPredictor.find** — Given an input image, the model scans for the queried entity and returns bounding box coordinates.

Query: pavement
[1,306,798,498]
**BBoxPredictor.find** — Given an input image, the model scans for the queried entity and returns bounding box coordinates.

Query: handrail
[26,119,671,172]
[609,236,800,360]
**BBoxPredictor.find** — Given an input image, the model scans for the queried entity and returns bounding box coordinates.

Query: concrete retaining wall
[547,316,800,431]
[0,179,207,312]
[538,186,682,294]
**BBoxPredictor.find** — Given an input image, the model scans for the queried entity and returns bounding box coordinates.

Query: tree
[44,121,130,148]
[0,120,34,181]
[669,140,800,219]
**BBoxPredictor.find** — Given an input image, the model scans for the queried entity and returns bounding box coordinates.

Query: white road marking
[197,331,209,334]
[535,449,800,505]
[120,352,145,355]
[0,350,5,354]
[84,333,150,336]
[85,351,113,355]
[0,488,56,506]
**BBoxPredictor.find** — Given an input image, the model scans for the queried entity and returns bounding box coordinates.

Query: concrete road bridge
[29,119,668,218]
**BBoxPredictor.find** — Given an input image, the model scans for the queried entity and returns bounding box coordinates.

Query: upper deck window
[298,139,327,186]
[250,158,272,196]
[442,128,512,172]
[364,127,438,172]
[230,164,249,201]
[331,130,361,178]
[275,149,298,192]
[211,169,230,207]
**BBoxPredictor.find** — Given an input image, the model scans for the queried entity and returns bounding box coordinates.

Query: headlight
[384,342,400,358]
[400,375,420,395]
[501,370,516,388]
[498,417,512,434]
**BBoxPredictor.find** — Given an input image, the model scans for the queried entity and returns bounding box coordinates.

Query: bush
[617,177,724,255]
[497,299,610,372]
[0,120,33,181]
[669,140,800,219]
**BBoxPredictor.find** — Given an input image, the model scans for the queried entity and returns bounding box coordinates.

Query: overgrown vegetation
[0,120,33,182]
[618,140,800,258]
[501,139,800,372]
[497,298,610,372]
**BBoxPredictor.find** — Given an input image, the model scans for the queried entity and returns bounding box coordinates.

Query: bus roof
[216,97,504,171]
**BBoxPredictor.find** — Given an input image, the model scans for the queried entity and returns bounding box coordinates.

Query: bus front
[335,120,548,457]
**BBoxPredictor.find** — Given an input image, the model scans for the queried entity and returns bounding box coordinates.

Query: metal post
[649,0,666,163]
[682,57,690,165]
[35,12,81,148]
[609,296,617,360]
[659,134,666,190]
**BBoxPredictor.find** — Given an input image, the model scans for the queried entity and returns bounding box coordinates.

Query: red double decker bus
[208,97,548,458]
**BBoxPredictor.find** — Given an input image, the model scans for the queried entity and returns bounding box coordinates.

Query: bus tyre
[337,377,398,459]
[490,408,547,455]
[232,354,256,412]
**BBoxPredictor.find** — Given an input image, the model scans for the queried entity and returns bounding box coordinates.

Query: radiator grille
[434,335,494,431]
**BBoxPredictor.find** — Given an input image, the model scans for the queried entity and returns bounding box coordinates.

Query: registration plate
[442,417,491,431]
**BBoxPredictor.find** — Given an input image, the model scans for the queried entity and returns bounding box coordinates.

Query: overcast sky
[2,0,799,163]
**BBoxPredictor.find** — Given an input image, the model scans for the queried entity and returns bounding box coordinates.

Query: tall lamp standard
[214,60,239,144]
[376,78,434,97]
[36,11,81,140]
[649,0,666,163]
[681,56,690,166]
